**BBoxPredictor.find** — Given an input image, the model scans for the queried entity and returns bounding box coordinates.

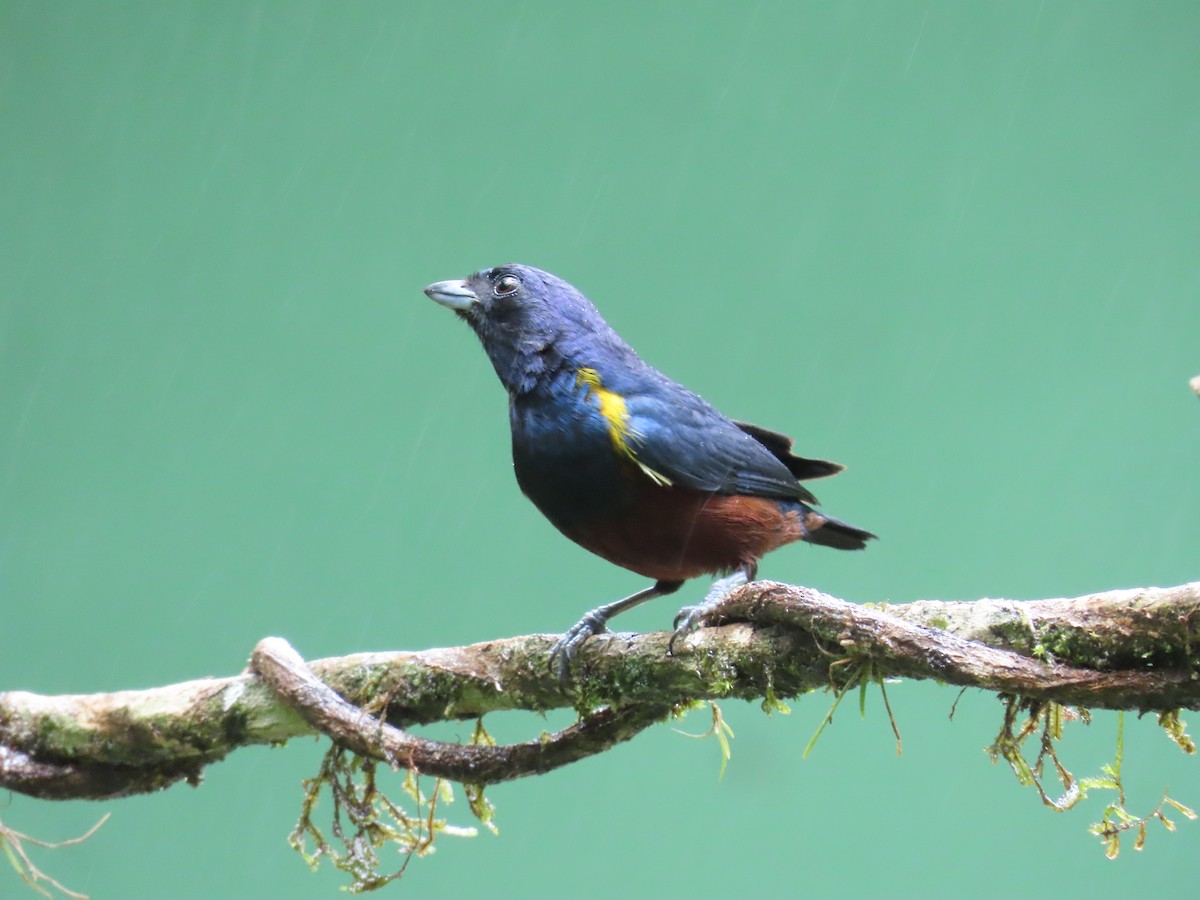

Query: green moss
[1031,624,1193,671]
[1158,710,1196,754]
[987,614,1035,655]
[33,713,82,755]
[761,682,792,716]
[568,643,672,713]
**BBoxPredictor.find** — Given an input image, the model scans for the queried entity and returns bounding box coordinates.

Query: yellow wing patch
[575,368,673,487]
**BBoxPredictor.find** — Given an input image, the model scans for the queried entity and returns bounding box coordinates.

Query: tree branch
[2,580,1197,801]
[250,636,674,784]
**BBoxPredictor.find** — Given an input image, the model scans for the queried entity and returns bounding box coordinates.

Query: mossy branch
[2,580,1198,801]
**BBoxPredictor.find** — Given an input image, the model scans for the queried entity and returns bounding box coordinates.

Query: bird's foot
[548,582,680,682]
[668,603,713,654]
[668,571,750,654]
[548,609,611,683]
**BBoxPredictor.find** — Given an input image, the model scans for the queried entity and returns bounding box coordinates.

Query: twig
[0,813,109,899]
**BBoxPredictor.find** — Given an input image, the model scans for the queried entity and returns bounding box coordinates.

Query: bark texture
[2,580,1197,800]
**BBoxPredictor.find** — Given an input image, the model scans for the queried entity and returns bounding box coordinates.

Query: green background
[3,2,1198,897]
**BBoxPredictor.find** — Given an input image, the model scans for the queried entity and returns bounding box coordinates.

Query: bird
[423,264,874,678]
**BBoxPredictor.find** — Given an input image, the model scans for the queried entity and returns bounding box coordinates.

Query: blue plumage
[424,263,874,676]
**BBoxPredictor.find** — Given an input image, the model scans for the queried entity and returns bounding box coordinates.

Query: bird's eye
[494,274,521,297]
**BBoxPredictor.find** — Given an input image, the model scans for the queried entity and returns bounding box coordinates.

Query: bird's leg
[669,562,758,654]
[550,579,683,682]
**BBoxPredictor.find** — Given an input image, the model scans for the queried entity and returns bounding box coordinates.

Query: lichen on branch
[2,580,1198,803]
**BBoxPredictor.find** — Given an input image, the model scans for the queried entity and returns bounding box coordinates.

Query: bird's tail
[803,510,876,551]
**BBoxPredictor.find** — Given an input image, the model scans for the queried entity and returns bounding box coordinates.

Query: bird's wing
[732,421,844,481]
[622,387,818,503]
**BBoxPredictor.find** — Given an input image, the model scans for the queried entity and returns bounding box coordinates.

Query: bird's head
[424,264,626,394]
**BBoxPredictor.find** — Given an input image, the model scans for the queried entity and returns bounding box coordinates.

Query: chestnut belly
[557,486,807,582]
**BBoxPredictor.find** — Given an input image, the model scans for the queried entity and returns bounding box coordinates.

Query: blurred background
[2,2,1198,897]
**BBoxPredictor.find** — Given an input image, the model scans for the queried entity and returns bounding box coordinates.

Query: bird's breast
[509,387,808,582]
[510,387,635,525]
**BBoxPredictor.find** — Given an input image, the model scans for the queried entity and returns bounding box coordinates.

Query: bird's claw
[668,602,716,654]
[548,610,610,682]
[668,571,752,654]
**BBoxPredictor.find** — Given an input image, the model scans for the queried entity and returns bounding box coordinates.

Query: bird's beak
[424,279,478,312]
